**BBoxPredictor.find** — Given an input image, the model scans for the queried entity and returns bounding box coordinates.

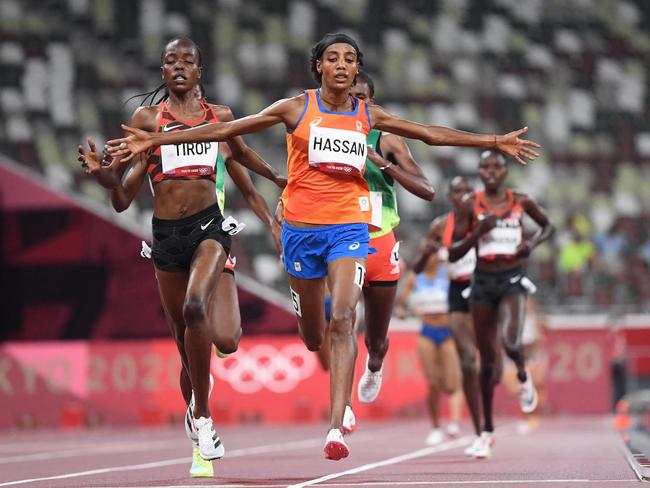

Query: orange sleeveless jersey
[282,90,373,225]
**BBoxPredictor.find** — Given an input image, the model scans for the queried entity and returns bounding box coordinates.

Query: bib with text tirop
[161,141,219,177]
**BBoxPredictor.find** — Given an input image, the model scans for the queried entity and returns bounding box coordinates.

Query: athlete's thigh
[327,256,366,321]
[209,271,241,339]
[471,302,499,356]
[439,338,461,392]
[287,273,327,333]
[449,311,476,355]
[417,335,440,386]
[498,293,527,348]
[186,239,227,304]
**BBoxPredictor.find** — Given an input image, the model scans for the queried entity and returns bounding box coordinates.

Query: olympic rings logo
[212,343,318,394]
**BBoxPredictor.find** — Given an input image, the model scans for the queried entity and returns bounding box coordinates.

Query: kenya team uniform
[363,129,401,286]
[281,89,373,281]
[143,101,235,273]
[470,189,528,305]
[441,212,476,312]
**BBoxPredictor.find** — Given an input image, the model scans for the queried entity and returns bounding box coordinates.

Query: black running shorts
[469,267,527,307]
[448,279,471,313]
[151,202,232,272]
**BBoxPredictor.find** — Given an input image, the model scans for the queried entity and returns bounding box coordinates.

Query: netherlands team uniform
[281,89,373,280]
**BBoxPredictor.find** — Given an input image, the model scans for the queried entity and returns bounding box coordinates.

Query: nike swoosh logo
[162,123,184,132]
[509,275,521,284]
[200,218,214,231]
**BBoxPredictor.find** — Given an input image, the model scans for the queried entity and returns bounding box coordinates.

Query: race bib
[308,126,367,177]
[447,248,477,279]
[370,191,383,230]
[478,225,521,257]
[160,141,218,176]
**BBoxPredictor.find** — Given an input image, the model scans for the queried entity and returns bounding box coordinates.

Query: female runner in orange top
[107,32,541,461]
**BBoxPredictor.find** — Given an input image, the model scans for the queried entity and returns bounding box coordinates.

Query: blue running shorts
[282,222,370,279]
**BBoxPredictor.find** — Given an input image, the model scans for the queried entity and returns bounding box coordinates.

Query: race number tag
[354,262,366,290]
[160,141,218,176]
[222,216,246,236]
[290,287,302,317]
[308,125,367,177]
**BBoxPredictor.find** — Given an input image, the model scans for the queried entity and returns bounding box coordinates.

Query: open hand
[78,137,102,175]
[495,127,541,166]
[106,124,154,162]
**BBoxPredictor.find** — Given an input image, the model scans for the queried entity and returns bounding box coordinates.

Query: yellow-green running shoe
[190,445,214,478]
[215,344,230,359]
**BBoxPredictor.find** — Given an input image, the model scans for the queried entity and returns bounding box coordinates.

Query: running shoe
[357,356,383,403]
[215,345,230,359]
[323,428,349,460]
[473,431,494,459]
[464,435,482,456]
[185,374,215,445]
[190,445,214,478]
[194,416,225,461]
[519,372,538,414]
[342,405,356,435]
[425,428,444,446]
[446,421,460,438]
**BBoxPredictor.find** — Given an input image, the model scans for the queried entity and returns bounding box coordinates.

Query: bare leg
[183,240,226,419]
[449,311,481,435]
[417,335,442,428]
[362,284,397,372]
[471,302,500,433]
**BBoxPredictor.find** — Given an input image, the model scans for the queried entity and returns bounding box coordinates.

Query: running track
[0,417,642,487]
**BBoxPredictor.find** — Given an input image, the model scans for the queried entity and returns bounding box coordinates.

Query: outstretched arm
[107,96,305,162]
[370,133,434,201]
[216,106,287,188]
[369,104,541,166]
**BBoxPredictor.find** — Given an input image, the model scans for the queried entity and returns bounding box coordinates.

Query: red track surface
[0,416,640,487]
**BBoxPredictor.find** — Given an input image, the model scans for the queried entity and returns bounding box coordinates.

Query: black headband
[313,33,361,60]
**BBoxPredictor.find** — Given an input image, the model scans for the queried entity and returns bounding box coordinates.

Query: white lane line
[88,482,642,488]
[0,440,187,464]
[287,436,473,488]
[0,437,324,487]
[311,480,639,486]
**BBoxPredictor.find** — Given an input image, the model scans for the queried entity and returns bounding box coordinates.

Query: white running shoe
[323,428,349,460]
[194,416,225,461]
[357,356,383,403]
[464,435,482,456]
[190,445,214,477]
[425,428,444,446]
[185,374,215,445]
[519,373,538,414]
[446,421,460,438]
[473,431,494,459]
[342,405,356,435]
